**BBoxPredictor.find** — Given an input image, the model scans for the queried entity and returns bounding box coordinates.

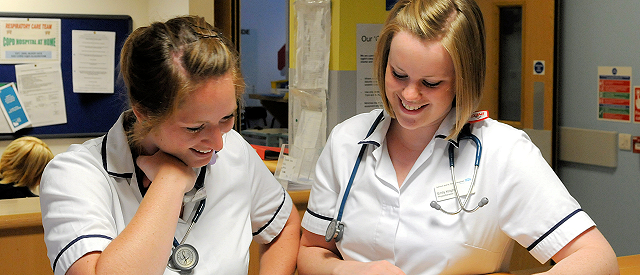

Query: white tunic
[40,113,293,275]
[302,109,595,274]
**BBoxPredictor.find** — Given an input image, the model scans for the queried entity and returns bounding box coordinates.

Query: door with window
[476,0,556,166]
[476,0,556,271]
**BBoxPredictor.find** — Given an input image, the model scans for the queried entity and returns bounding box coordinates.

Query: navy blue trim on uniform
[527,209,583,251]
[358,140,380,147]
[305,208,333,221]
[52,234,113,272]
[252,188,286,236]
[101,134,133,178]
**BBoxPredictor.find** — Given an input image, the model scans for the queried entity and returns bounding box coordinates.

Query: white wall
[148,0,189,24]
[0,0,148,28]
[0,0,190,28]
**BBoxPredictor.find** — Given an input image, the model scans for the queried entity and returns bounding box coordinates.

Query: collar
[360,108,458,146]
[433,108,458,140]
[358,109,390,148]
[101,112,135,178]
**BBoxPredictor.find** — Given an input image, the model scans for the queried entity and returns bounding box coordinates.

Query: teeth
[402,101,423,111]
[194,148,212,154]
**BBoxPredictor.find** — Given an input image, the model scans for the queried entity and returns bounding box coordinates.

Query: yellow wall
[289,0,389,71]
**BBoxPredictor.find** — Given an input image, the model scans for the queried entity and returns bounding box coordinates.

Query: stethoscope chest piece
[169,243,199,273]
[325,219,344,242]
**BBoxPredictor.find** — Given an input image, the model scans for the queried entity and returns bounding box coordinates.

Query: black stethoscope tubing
[167,166,207,273]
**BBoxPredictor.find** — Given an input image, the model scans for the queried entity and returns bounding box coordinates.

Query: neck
[386,120,438,152]
[137,133,159,156]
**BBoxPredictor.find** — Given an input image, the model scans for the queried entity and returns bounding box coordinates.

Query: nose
[204,127,224,151]
[402,82,422,102]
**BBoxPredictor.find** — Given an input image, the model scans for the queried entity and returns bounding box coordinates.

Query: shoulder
[473,118,532,145]
[50,137,105,169]
[472,118,545,164]
[41,137,109,193]
[329,109,384,142]
[216,129,262,168]
[220,129,251,156]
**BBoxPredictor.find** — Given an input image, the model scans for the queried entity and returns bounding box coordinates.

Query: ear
[132,106,148,123]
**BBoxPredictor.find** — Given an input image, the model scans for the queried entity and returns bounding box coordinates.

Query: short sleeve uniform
[302,109,595,274]
[40,113,293,275]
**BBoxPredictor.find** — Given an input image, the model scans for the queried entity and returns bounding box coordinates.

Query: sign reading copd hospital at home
[0,82,31,132]
[0,18,61,63]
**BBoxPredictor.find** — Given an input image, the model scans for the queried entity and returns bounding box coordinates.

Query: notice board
[0,13,132,138]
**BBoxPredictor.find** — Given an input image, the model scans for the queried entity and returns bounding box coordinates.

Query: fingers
[136,151,197,192]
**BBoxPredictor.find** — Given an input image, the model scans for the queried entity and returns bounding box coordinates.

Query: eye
[186,124,205,133]
[422,80,442,88]
[391,69,407,79]
[221,113,235,122]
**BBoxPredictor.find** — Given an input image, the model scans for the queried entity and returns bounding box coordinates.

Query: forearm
[258,206,301,275]
[543,248,619,274]
[297,245,344,275]
[542,227,619,275]
[73,175,187,275]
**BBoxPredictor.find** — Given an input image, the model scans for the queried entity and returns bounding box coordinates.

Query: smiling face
[385,30,455,134]
[140,72,237,168]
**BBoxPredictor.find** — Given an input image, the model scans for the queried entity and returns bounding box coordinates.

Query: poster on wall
[14,62,67,127]
[71,30,116,94]
[598,66,631,122]
[635,86,640,123]
[0,18,61,64]
[356,24,383,114]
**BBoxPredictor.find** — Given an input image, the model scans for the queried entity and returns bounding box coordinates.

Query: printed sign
[0,18,61,63]
[0,83,31,132]
[598,66,631,122]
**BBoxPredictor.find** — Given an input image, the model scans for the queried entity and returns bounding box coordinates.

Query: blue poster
[0,82,31,132]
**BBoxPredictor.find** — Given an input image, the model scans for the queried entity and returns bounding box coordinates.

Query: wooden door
[477,0,556,166]
[476,0,556,271]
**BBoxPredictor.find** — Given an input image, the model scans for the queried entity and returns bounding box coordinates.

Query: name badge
[434,178,474,202]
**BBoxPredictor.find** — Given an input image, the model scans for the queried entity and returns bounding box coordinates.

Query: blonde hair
[374,0,486,139]
[0,136,54,189]
[120,16,245,147]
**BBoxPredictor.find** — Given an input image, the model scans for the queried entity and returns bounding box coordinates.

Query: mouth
[192,148,213,154]
[401,99,427,111]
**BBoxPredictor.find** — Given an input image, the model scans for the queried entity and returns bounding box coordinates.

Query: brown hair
[119,16,245,146]
[0,136,54,189]
[374,0,485,139]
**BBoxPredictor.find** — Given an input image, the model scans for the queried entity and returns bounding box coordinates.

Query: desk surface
[0,197,42,229]
[0,196,40,215]
[492,254,640,274]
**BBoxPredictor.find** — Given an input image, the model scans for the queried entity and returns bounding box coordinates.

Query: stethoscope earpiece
[430,201,442,210]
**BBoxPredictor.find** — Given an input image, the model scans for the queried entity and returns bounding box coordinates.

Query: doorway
[476,0,557,166]
[476,0,557,271]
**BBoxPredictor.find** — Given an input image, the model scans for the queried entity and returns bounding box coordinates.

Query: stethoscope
[325,112,488,243]
[430,123,489,214]
[167,167,207,273]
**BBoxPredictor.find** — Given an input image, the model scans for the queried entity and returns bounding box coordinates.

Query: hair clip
[194,33,220,39]
[187,22,222,39]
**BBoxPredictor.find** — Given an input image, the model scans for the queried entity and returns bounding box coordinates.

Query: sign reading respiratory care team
[0,18,61,63]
